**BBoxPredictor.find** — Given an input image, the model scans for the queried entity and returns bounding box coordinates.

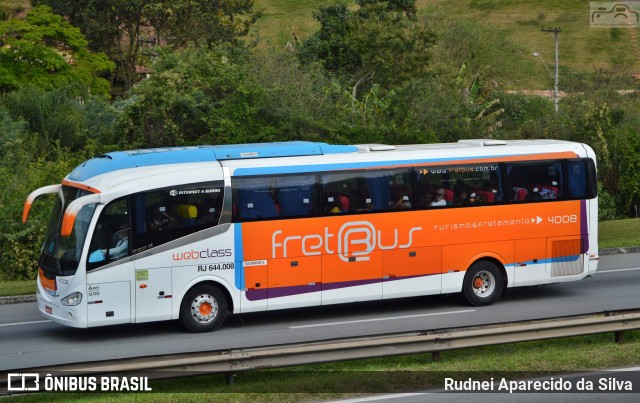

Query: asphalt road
[1,253,639,372]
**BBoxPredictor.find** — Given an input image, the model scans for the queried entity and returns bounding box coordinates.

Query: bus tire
[180,284,228,332]
[462,261,504,306]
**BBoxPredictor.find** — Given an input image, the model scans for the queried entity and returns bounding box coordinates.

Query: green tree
[117,46,271,148]
[146,0,261,48]
[34,0,261,92]
[0,5,114,95]
[1,83,119,153]
[299,1,435,96]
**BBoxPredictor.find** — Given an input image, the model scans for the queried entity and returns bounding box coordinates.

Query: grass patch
[8,330,640,401]
[250,0,640,89]
[0,279,35,297]
[599,218,640,249]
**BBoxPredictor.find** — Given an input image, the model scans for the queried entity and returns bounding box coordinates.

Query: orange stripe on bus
[241,201,583,286]
[21,200,33,224]
[62,179,102,194]
[61,211,78,237]
[39,268,56,292]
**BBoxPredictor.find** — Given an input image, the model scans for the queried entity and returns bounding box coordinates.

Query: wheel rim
[471,270,495,298]
[191,293,218,324]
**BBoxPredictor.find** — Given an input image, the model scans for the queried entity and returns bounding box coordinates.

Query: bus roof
[67,142,358,182]
[65,139,590,188]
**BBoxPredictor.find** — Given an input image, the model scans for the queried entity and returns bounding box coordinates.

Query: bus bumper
[37,289,88,328]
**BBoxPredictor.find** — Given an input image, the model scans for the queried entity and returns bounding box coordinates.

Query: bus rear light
[589,253,599,261]
[61,292,83,306]
[45,305,52,314]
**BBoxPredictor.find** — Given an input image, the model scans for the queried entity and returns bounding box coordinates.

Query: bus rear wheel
[462,261,504,306]
[180,284,228,332]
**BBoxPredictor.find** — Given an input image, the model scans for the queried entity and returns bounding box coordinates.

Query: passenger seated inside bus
[454,189,469,205]
[467,192,481,205]
[430,188,447,206]
[173,204,198,226]
[391,185,412,209]
[108,224,129,259]
[197,201,221,225]
[147,205,175,231]
[88,221,129,262]
[354,195,374,212]
[326,194,350,214]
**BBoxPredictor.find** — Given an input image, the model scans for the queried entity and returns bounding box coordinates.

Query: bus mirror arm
[22,185,61,224]
[60,194,101,237]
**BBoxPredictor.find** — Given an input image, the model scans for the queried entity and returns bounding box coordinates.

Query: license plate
[45,305,52,314]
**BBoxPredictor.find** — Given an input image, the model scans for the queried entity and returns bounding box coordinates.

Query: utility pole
[541,27,560,113]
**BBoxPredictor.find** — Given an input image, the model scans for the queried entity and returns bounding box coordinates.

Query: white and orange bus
[23,139,599,332]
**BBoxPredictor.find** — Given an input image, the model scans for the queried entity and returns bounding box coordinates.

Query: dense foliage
[0,5,114,94]
[1,0,639,280]
[32,0,261,92]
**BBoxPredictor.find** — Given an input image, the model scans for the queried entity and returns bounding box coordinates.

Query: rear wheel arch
[462,258,506,306]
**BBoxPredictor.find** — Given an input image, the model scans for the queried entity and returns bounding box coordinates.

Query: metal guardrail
[2,309,639,387]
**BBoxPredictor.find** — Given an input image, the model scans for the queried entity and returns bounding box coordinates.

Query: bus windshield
[39,186,97,277]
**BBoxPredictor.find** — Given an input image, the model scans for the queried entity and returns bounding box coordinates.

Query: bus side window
[274,175,317,218]
[129,182,224,253]
[87,197,130,269]
[322,169,411,214]
[567,159,597,199]
[506,161,563,202]
[415,167,448,208]
[233,179,278,221]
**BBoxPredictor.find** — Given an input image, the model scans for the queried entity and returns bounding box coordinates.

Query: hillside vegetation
[252,0,640,89]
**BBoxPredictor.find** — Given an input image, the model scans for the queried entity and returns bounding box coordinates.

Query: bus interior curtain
[366,175,392,210]
[277,176,313,217]
[134,195,147,233]
[567,160,587,198]
[237,187,278,219]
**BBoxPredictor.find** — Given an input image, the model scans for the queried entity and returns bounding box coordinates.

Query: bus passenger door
[134,266,173,322]
[268,256,322,310]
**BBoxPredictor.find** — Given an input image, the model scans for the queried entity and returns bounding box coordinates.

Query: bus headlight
[61,292,82,306]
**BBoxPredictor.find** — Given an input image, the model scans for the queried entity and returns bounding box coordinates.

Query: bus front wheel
[180,284,228,332]
[462,261,504,306]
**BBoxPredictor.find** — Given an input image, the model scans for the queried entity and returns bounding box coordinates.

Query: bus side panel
[165,225,246,317]
[267,255,322,310]
[133,265,172,323]
[382,246,442,299]
[514,238,547,286]
[545,235,587,283]
[321,251,383,304]
[86,281,131,327]
[86,263,133,327]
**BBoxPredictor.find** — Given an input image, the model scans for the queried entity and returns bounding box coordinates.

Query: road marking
[0,320,51,328]
[289,309,476,329]
[595,267,640,274]
[331,393,428,402]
